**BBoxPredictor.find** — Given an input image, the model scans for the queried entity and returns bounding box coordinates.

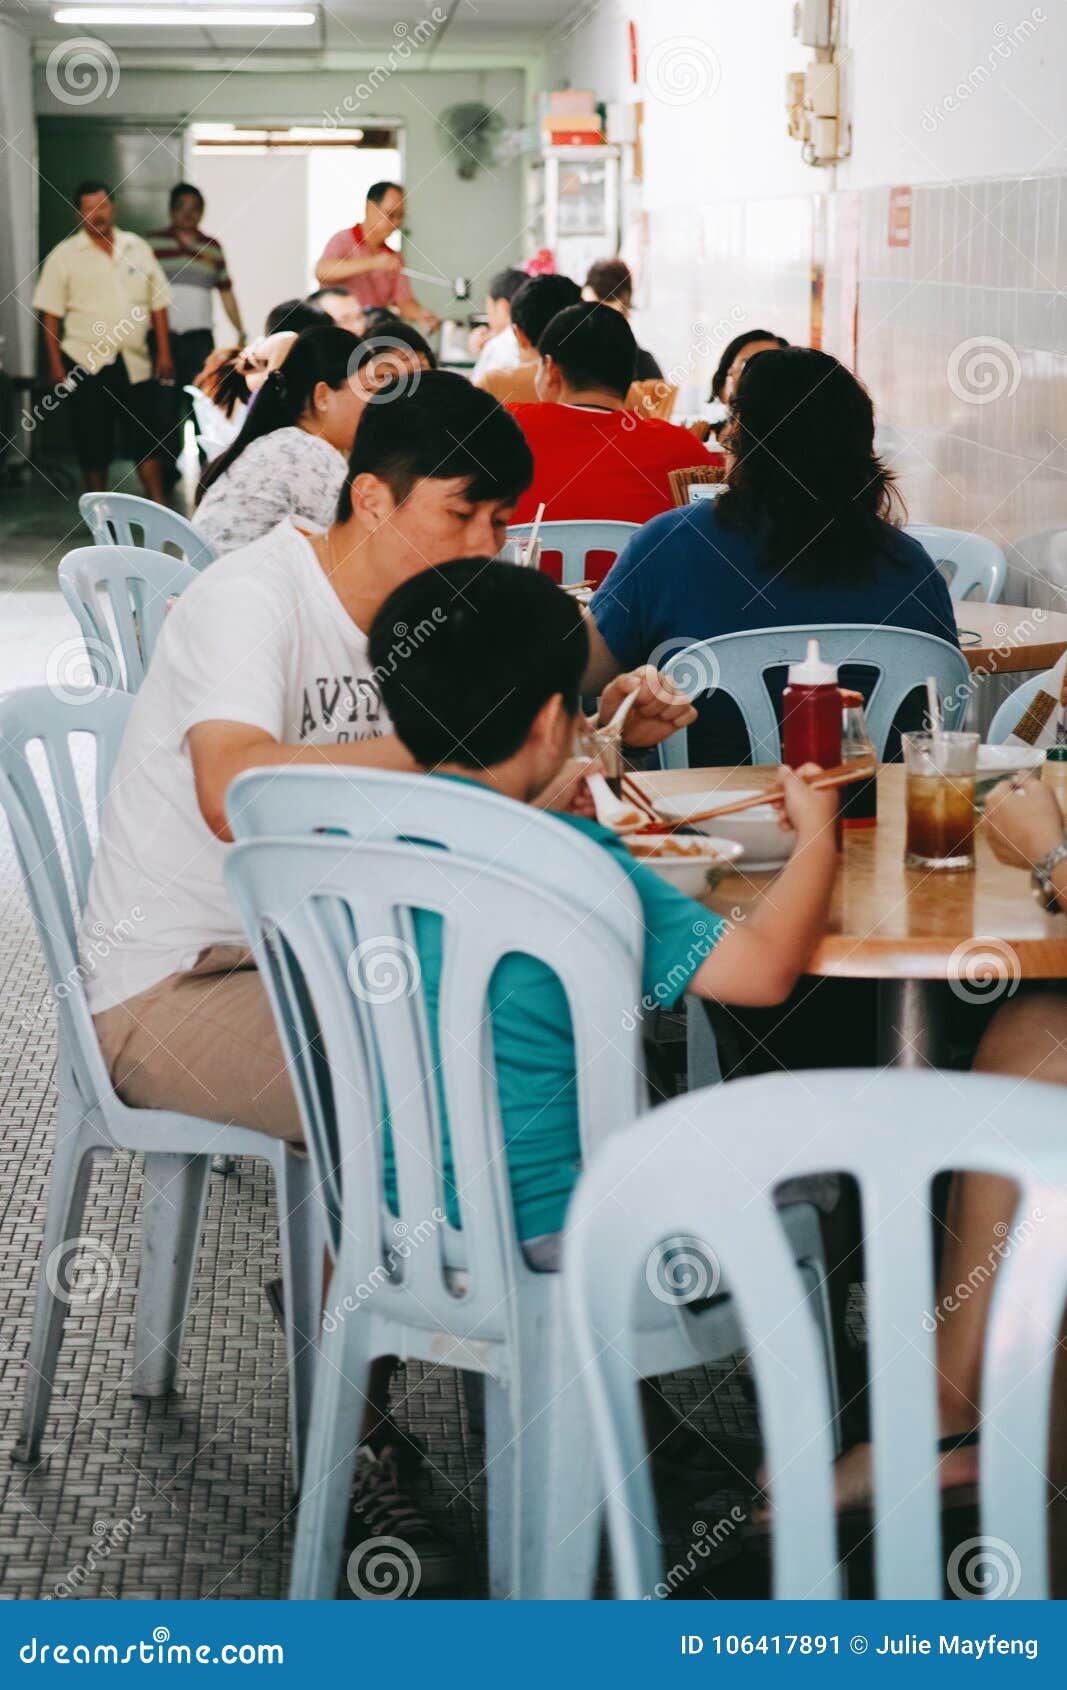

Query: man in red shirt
[315,180,438,331]
[507,303,721,539]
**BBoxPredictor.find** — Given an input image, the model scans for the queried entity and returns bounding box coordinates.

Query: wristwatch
[1031,839,1067,911]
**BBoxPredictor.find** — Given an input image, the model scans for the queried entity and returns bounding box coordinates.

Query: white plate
[977,745,1045,774]
[651,788,796,870]
[625,835,743,897]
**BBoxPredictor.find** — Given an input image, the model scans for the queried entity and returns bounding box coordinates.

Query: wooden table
[644,764,1067,1065]
[956,601,1067,674]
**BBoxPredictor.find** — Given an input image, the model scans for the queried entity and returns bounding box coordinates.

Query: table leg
[876,979,954,1068]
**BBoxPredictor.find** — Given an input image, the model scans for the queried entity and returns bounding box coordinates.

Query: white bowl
[652,788,796,871]
[977,744,1045,775]
[625,835,743,897]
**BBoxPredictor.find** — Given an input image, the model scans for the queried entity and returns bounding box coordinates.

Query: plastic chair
[224,770,838,1600]
[505,519,639,587]
[564,1068,1067,1600]
[0,686,322,1486]
[905,524,1007,603]
[988,669,1054,743]
[658,624,972,767]
[58,545,197,693]
[79,491,216,571]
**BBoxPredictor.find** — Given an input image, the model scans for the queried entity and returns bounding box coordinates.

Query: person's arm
[151,308,174,382]
[188,720,417,842]
[315,246,401,285]
[398,293,439,331]
[218,287,245,341]
[983,774,1067,905]
[580,600,697,750]
[40,312,67,386]
[690,765,839,1006]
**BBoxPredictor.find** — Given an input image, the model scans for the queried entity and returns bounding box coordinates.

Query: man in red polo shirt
[315,180,438,331]
[507,303,721,542]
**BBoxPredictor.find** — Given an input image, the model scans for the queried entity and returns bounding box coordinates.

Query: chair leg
[14,1129,98,1464]
[289,1307,369,1599]
[275,1148,323,1487]
[131,1152,210,1399]
[800,1258,844,1456]
[484,1377,516,1598]
[687,999,723,1091]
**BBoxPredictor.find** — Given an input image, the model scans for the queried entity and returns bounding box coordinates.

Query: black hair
[509,274,582,348]
[371,559,588,769]
[362,306,402,332]
[353,318,437,373]
[74,180,111,208]
[538,302,637,399]
[367,180,403,206]
[584,258,634,309]
[710,328,789,402]
[717,347,902,583]
[486,267,527,305]
[265,298,330,336]
[305,286,349,305]
[197,324,360,500]
[337,370,533,519]
[170,181,204,212]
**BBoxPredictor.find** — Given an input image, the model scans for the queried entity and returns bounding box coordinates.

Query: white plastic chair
[224,770,838,1599]
[987,669,1054,744]
[564,1068,1067,1599]
[505,519,639,587]
[0,686,322,1485]
[79,490,216,571]
[906,524,1007,603]
[58,545,197,693]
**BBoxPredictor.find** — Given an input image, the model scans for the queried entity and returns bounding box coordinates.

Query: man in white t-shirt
[81,371,696,1578]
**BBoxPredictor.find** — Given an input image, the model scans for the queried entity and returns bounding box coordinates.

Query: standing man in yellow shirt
[33,180,174,501]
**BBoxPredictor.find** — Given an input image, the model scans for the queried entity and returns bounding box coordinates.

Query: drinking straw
[523,501,546,566]
[926,676,944,772]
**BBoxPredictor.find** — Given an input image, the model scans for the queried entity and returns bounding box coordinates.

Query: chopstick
[634,761,877,833]
[621,773,662,824]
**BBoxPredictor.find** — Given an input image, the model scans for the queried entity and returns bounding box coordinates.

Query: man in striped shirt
[149,183,246,479]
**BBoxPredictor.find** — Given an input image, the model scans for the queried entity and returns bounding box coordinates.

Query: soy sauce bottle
[782,639,842,769]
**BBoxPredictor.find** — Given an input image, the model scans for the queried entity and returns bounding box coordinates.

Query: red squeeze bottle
[782,639,842,769]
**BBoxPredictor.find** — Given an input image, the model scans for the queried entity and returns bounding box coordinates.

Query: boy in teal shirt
[370,559,840,1267]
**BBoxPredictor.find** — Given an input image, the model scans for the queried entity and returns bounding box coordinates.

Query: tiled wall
[639,174,1067,612]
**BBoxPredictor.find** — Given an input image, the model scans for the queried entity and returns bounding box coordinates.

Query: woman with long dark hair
[586,347,958,762]
[193,324,362,555]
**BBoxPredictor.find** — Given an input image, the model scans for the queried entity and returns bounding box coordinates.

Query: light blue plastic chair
[987,669,1054,744]
[0,687,322,1485]
[905,523,1007,603]
[224,768,838,1599]
[564,1068,1067,1600]
[505,519,639,587]
[79,490,216,571]
[58,545,197,693]
[658,624,972,767]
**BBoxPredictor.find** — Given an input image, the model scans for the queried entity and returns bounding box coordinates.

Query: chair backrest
[224,832,645,1348]
[905,524,1007,604]
[506,519,640,587]
[988,669,1054,744]
[58,545,198,693]
[225,766,642,963]
[564,1067,1067,1600]
[0,686,134,1112]
[79,491,216,571]
[657,624,972,767]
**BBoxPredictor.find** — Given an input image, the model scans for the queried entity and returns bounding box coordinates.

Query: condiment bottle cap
[787,638,838,685]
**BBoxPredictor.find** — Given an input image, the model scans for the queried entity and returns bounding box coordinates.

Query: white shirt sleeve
[158,570,292,743]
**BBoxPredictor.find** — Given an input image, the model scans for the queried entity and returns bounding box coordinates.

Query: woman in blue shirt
[587,347,958,763]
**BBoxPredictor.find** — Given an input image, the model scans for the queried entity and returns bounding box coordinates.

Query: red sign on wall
[888,185,912,248]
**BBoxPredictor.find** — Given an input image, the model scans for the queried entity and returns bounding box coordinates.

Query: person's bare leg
[830,989,1067,1511]
[82,466,107,493]
[136,454,166,504]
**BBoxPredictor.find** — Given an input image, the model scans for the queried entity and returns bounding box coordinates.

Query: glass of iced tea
[902,730,980,870]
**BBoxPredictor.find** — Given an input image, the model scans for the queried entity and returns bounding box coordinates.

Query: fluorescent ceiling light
[53,8,316,25]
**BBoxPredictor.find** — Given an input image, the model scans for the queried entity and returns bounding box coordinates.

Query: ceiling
[3,0,582,60]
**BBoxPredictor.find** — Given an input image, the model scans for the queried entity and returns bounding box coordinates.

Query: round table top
[644,764,1067,981]
[957,601,1067,674]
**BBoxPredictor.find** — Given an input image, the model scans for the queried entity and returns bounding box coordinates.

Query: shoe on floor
[345,1443,460,1596]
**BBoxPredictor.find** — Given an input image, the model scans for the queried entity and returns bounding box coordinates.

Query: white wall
[0,20,39,375]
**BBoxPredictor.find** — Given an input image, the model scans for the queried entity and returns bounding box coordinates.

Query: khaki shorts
[94,944,304,1144]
